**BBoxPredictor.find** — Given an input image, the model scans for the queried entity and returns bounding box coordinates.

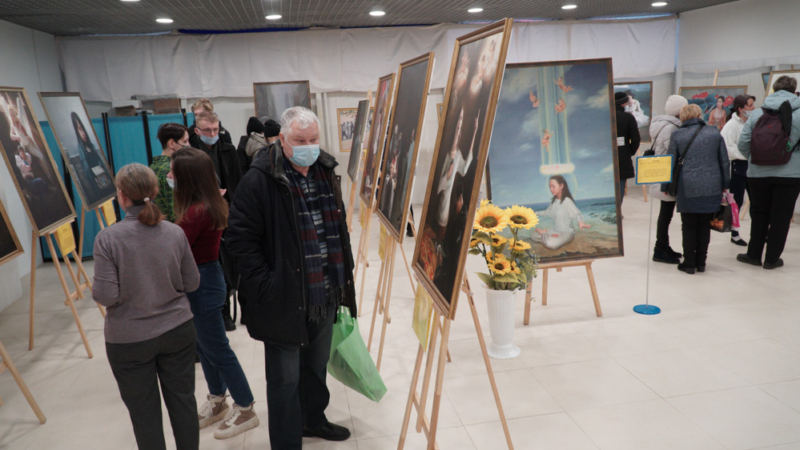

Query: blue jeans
[187,261,254,407]
[619,179,627,204]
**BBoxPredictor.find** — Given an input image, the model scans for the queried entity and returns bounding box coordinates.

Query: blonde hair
[191,98,214,113]
[195,111,219,127]
[680,104,703,123]
[115,163,163,226]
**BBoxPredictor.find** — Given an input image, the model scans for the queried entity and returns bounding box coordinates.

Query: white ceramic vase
[484,288,520,359]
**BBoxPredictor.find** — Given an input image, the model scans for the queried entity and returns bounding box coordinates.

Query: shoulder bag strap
[678,125,704,165]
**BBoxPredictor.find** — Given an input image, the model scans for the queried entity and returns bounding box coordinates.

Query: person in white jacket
[650,95,688,264]
[720,94,756,246]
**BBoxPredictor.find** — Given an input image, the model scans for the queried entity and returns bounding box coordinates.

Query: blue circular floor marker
[633,304,661,315]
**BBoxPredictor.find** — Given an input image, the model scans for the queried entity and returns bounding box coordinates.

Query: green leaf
[468,248,482,255]
[493,273,518,283]
[475,233,492,245]
[476,272,495,289]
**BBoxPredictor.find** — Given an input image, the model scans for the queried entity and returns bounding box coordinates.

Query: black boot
[222,295,236,331]
[666,246,682,258]
[653,247,680,264]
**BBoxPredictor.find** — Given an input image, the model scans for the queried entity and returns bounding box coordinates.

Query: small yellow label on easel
[359,205,367,228]
[54,223,76,255]
[100,199,117,225]
[635,155,673,185]
[412,284,433,350]
[378,225,388,261]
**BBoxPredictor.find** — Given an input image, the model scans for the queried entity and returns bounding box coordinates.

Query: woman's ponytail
[115,163,164,226]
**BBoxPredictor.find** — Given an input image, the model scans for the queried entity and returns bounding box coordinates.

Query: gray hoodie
[738,90,800,178]
[648,114,682,202]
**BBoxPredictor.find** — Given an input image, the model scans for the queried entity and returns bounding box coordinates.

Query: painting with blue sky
[486,59,624,264]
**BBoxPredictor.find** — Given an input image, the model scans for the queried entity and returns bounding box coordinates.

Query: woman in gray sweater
[663,104,730,274]
[93,163,201,450]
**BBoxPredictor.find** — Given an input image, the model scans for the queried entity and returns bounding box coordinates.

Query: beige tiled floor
[1,191,799,449]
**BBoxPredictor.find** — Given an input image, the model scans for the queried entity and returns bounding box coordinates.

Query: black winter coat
[224,142,357,345]
[615,105,641,180]
[188,133,243,201]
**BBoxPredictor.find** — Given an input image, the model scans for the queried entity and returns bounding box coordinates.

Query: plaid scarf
[285,161,347,322]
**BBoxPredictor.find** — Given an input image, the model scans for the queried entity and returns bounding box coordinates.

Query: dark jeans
[655,200,677,251]
[263,302,336,450]
[619,179,627,204]
[746,177,800,264]
[188,261,254,407]
[730,160,749,235]
[106,320,199,450]
[681,212,713,267]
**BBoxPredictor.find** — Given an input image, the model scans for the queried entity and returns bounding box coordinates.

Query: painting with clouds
[486,59,624,264]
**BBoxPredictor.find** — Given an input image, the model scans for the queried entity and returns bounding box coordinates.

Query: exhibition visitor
[720,94,756,246]
[663,104,730,274]
[189,98,233,145]
[614,91,641,206]
[237,116,280,174]
[170,147,260,439]
[92,163,201,450]
[226,106,358,449]
[151,122,189,222]
[650,94,689,264]
[736,75,800,270]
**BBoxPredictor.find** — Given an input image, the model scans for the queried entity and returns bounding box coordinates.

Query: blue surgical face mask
[166,177,175,190]
[200,134,219,146]
[288,144,320,167]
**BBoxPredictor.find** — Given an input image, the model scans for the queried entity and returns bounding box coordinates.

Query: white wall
[0,19,63,311]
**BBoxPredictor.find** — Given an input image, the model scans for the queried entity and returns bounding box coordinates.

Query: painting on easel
[0,87,75,234]
[360,73,396,207]
[413,19,513,318]
[39,92,116,211]
[0,198,23,267]
[486,59,624,266]
[614,81,652,142]
[764,70,800,96]
[253,80,311,120]
[345,101,370,181]
[677,85,747,131]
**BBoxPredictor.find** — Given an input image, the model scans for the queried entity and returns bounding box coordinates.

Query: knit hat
[263,118,280,138]
[247,116,265,136]
[665,95,689,117]
[614,91,629,106]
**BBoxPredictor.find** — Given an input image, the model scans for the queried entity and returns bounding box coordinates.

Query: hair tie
[144,197,150,203]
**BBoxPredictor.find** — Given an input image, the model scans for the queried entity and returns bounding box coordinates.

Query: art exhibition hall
[1,0,800,449]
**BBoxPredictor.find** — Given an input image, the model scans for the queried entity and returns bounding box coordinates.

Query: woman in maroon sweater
[169,147,259,440]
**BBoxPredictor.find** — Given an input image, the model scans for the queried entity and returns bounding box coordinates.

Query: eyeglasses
[197,127,220,136]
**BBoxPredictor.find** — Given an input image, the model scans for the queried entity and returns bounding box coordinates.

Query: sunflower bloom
[470,238,480,248]
[505,205,538,230]
[480,198,490,207]
[509,239,531,251]
[510,262,521,274]
[485,252,507,263]
[474,204,509,234]
[490,234,508,247]
[488,258,512,275]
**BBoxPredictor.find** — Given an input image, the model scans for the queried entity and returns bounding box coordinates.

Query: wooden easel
[354,200,377,316]
[0,339,46,424]
[398,274,513,450]
[28,222,103,358]
[76,199,117,286]
[523,260,602,325]
[346,90,373,232]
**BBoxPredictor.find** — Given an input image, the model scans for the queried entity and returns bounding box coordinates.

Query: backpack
[750,102,800,166]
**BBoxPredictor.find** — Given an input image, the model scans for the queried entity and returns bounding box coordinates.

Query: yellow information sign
[100,199,117,225]
[412,284,433,350]
[54,223,76,256]
[635,155,674,185]
[378,225,387,261]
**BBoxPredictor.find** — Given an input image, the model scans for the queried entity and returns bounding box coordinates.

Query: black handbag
[642,125,665,157]
[666,126,703,197]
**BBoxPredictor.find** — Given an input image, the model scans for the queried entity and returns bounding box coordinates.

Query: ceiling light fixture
[652,1,667,6]
[370,10,386,17]
[468,7,484,13]
[120,0,141,2]
[156,18,174,23]
[266,14,282,20]
[562,4,577,9]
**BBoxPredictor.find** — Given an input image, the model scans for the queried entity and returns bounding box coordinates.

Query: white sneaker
[198,394,229,429]
[214,401,260,439]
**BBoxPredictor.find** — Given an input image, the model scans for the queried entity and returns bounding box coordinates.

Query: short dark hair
[731,95,756,115]
[773,75,798,94]
[157,123,188,149]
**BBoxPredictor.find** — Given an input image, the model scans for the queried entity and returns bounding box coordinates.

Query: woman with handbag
[662,104,730,274]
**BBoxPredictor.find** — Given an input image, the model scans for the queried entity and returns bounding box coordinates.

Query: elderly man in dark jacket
[226,106,356,449]
[615,91,641,205]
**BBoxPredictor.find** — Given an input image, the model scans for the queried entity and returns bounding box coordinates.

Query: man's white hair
[280,106,320,137]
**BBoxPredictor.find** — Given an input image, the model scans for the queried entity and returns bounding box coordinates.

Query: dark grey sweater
[92,206,200,344]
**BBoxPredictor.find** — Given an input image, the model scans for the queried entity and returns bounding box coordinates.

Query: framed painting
[0,87,75,234]
[39,92,117,211]
[486,58,623,267]
[338,107,357,153]
[677,85,747,132]
[360,73,396,207]
[614,81,652,142]
[0,197,24,267]
[412,18,513,319]
[253,80,311,120]
[765,70,800,96]
[345,101,370,182]
[762,72,771,89]
[376,52,435,243]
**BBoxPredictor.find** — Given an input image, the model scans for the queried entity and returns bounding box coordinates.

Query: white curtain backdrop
[57,18,676,102]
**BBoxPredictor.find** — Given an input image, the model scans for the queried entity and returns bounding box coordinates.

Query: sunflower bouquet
[470,200,539,291]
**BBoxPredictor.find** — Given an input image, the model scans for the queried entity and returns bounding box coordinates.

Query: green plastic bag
[327,307,387,402]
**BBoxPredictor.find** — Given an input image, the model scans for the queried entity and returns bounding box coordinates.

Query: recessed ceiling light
[468,7,484,13]
[266,14,282,20]
[369,10,386,17]
[562,4,577,9]
[652,1,667,6]
[121,0,140,2]
[156,18,173,23]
